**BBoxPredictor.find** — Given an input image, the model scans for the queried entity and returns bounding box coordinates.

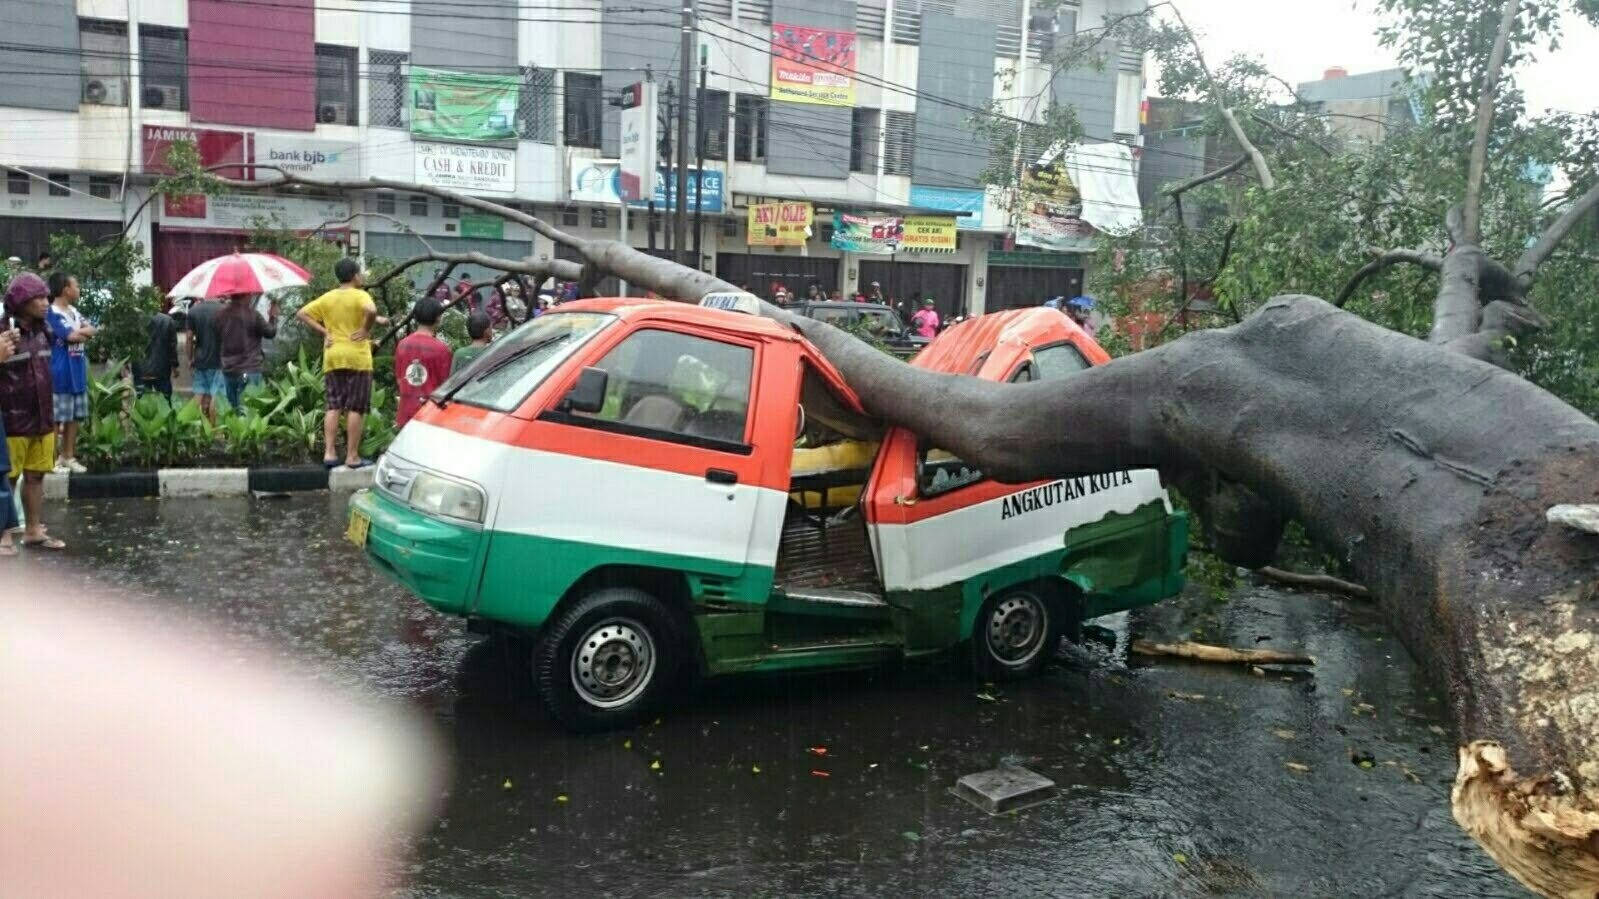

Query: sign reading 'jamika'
[414,142,516,195]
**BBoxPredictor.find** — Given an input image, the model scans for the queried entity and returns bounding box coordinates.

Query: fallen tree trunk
[775,294,1599,896]
[202,163,1599,894]
[1131,640,1313,666]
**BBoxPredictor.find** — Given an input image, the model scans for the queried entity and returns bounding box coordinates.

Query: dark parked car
[789,301,929,358]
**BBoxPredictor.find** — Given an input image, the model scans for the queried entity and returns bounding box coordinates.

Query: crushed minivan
[347,293,1188,730]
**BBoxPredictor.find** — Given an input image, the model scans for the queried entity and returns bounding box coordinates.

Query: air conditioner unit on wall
[318,103,348,125]
[83,78,124,106]
[142,84,181,110]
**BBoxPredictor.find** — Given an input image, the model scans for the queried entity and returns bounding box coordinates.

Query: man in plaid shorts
[296,258,386,469]
[46,272,96,474]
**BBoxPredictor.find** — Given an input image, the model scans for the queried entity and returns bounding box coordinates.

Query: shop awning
[732,193,975,220]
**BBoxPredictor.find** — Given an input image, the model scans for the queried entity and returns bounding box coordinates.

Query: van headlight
[408,472,486,523]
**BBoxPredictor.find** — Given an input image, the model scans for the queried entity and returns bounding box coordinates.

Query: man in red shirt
[394,297,452,429]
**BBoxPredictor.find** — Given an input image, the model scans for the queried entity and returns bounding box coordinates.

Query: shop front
[985,250,1085,311]
[143,125,359,291]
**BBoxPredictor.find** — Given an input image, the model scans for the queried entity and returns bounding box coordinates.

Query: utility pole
[674,0,695,269]
[654,80,672,255]
[692,43,708,269]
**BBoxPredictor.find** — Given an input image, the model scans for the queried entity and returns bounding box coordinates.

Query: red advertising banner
[769,23,856,107]
[141,125,250,178]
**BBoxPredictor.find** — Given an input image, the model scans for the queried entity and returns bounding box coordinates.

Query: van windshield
[436,312,615,413]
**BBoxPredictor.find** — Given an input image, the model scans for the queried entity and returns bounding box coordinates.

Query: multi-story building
[1295,66,1423,145]
[0,0,1146,316]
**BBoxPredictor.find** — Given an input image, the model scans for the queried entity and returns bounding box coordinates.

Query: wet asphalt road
[33,494,1527,898]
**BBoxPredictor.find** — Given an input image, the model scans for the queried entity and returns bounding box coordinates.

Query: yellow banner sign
[902,215,957,252]
[747,202,813,246]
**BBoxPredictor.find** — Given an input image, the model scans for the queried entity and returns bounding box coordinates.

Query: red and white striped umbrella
[168,253,312,299]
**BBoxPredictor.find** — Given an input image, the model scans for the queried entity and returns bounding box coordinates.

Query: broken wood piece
[1452,741,1599,899]
[1132,640,1314,666]
[1255,566,1371,599]
[1546,504,1599,535]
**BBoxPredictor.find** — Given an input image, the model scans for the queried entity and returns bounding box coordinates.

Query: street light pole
[674,0,695,269]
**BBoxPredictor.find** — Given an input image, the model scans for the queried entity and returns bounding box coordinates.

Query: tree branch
[1255,566,1370,599]
[1164,6,1274,190]
[372,250,584,348]
[1165,155,1249,197]
[1462,0,1522,245]
[212,167,739,304]
[1248,111,1333,157]
[1334,249,1444,308]
[1512,180,1599,289]
[1221,108,1276,190]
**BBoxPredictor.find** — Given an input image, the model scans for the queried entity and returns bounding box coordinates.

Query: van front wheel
[970,586,1057,681]
[534,588,683,732]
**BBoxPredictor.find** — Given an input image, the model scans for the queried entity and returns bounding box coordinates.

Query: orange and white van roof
[555,297,805,342]
[914,306,1109,379]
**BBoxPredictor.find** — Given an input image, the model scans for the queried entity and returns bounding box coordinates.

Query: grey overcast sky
[1165,0,1598,116]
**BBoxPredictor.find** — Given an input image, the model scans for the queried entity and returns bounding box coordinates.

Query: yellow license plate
[345,509,370,547]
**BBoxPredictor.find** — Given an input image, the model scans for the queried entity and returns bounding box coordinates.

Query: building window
[721,217,738,238]
[442,201,460,219]
[80,19,129,107]
[138,25,188,112]
[47,174,69,197]
[518,66,557,143]
[563,73,603,149]
[561,206,580,226]
[409,195,428,217]
[850,107,880,173]
[369,50,408,129]
[700,89,729,161]
[375,192,396,215]
[7,172,29,195]
[591,207,608,229]
[882,110,915,176]
[734,94,767,163]
[89,176,116,199]
[316,45,359,125]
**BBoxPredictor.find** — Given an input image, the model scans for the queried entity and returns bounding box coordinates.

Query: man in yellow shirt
[296,258,384,469]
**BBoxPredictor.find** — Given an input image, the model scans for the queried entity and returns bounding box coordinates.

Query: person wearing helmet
[1065,295,1097,338]
[911,297,941,338]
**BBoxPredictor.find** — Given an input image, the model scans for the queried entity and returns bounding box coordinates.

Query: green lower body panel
[350,489,484,615]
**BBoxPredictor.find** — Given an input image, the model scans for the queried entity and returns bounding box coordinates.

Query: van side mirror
[561,367,608,414]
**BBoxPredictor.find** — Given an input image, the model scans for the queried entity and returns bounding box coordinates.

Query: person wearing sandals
[296,258,386,470]
[1,273,65,551]
[0,324,19,553]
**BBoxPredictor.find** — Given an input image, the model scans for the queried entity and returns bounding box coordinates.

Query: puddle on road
[37,496,1525,898]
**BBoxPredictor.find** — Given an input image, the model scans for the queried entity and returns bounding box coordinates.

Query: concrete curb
[44,465,375,500]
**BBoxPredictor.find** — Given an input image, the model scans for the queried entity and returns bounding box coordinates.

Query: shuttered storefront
[715,253,840,302]
[985,253,1084,311]
[857,260,967,322]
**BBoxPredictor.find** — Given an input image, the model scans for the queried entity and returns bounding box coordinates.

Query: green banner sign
[409,67,520,141]
[459,213,505,240]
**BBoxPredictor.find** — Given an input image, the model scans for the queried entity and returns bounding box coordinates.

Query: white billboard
[414,142,516,195]
[618,81,659,203]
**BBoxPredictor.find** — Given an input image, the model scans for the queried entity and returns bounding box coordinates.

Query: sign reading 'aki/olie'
[747,202,813,246]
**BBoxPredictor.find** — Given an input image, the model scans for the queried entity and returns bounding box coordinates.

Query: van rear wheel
[971,586,1057,681]
[534,588,683,732]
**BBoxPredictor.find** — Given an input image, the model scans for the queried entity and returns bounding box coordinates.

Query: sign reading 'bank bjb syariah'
[141,126,359,180]
[769,23,856,106]
[414,142,516,195]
